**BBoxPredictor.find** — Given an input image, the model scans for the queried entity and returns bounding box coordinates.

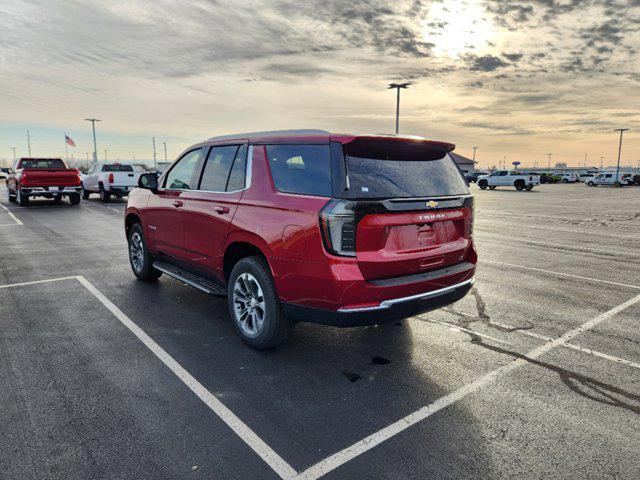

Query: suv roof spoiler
[342,136,455,161]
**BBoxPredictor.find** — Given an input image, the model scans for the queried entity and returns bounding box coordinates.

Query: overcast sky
[1,0,639,168]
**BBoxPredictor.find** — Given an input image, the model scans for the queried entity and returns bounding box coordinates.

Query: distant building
[450,152,476,175]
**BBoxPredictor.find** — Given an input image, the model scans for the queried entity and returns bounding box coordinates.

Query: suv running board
[152,261,227,296]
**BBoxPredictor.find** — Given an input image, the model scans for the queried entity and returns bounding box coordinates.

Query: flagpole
[65,136,69,163]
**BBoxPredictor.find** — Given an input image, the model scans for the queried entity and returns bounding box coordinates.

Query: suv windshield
[20,159,66,169]
[102,164,133,172]
[344,153,468,198]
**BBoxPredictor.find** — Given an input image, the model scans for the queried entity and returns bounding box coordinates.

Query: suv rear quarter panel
[229,145,340,304]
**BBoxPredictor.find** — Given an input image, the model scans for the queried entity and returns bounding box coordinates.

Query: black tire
[127,223,162,281]
[228,256,293,349]
[17,190,29,206]
[478,180,488,190]
[69,193,81,205]
[515,180,525,191]
[82,184,90,199]
[489,186,496,190]
[562,179,568,183]
[99,184,111,202]
[7,186,16,203]
[587,181,595,187]
[525,185,534,191]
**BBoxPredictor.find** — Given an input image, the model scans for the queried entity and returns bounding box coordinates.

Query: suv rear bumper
[282,277,474,327]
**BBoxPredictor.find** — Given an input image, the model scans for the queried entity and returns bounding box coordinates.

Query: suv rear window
[20,159,66,169]
[266,145,331,196]
[102,164,133,172]
[344,153,468,198]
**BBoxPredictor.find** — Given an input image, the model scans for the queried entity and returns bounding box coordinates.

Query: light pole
[11,147,16,162]
[85,118,101,162]
[600,156,604,170]
[104,149,108,161]
[163,142,168,163]
[27,130,31,156]
[546,153,553,170]
[388,82,410,134]
[614,128,629,180]
[472,146,478,162]
[152,137,157,171]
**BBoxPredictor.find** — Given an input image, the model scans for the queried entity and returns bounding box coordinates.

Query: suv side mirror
[138,172,158,192]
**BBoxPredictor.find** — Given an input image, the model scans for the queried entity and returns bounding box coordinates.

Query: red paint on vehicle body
[126,131,476,321]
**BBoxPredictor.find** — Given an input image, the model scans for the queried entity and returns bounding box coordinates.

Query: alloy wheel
[232,273,266,337]
[129,232,144,272]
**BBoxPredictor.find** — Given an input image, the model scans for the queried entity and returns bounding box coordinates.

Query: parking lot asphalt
[0,183,638,479]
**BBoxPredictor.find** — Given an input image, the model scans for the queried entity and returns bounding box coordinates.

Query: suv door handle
[214,206,230,214]
[172,200,184,208]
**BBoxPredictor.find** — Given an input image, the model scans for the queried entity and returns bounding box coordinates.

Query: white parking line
[0,274,297,479]
[0,203,23,225]
[480,259,640,290]
[76,276,298,479]
[477,231,640,258]
[0,275,79,289]
[426,318,640,372]
[295,293,640,480]
[511,328,640,371]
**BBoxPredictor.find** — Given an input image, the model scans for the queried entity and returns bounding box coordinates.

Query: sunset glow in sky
[1,0,639,168]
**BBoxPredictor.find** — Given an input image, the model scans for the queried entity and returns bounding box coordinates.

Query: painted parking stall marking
[0,203,23,226]
[0,275,297,480]
[295,293,640,480]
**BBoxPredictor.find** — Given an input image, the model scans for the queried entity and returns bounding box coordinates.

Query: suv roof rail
[207,129,331,142]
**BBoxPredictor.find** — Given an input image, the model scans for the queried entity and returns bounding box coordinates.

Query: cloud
[467,55,510,71]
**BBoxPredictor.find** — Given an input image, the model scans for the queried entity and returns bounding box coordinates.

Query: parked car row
[4,158,147,206]
[585,172,637,187]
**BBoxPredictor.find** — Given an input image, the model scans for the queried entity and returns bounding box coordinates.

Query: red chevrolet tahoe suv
[125,130,476,348]
[7,157,82,206]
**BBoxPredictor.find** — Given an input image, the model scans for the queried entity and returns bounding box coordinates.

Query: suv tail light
[463,197,474,238]
[319,200,357,257]
[108,173,114,184]
[21,171,28,185]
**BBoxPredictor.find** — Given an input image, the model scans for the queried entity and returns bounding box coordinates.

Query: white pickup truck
[477,170,541,191]
[82,162,142,201]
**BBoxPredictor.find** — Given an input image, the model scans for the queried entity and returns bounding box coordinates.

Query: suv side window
[226,144,247,191]
[499,171,508,176]
[266,144,331,196]
[164,149,202,190]
[199,145,239,191]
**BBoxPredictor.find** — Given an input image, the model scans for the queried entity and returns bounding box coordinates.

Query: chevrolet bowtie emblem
[427,200,438,208]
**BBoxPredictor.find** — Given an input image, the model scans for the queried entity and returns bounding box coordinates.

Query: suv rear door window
[266,145,332,196]
[344,153,468,198]
[199,145,239,191]
[226,144,247,191]
[164,149,202,190]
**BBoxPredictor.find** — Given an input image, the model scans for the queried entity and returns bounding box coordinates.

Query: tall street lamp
[614,128,629,180]
[388,82,410,134]
[546,153,553,170]
[85,118,101,162]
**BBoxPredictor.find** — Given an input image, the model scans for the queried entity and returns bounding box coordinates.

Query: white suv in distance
[586,173,634,187]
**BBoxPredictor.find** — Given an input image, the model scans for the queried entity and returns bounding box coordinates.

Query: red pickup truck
[6,158,82,206]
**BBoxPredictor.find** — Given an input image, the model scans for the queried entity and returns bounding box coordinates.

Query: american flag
[65,135,76,147]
